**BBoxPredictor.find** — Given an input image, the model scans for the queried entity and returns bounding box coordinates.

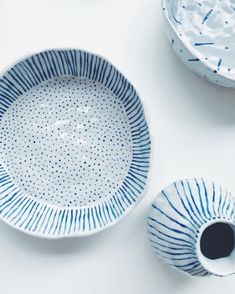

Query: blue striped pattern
[0,49,151,238]
[147,178,235,277]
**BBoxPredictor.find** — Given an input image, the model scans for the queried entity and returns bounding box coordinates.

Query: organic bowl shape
[162,0,235,87]
[0,49,151,238]
[147,178,235,277]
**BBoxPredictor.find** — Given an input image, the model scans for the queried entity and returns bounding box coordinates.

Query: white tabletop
[1,0,235,293]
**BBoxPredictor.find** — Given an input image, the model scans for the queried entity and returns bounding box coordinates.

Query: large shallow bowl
[162,0,235,87]
[0,49,151,238]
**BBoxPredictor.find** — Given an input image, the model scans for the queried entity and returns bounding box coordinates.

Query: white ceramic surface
[3,1,235,294]
[0,49,151,238]
[148,178,235,277]
[162,0,235,87]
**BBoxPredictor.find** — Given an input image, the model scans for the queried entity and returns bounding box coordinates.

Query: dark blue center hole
[200,223,234,260]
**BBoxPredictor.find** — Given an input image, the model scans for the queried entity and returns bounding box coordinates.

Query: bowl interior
[164,0,235,79]
[0,50,150,237]
[0,76,132,208]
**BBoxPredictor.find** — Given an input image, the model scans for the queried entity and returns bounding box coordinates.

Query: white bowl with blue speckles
[162,0,235,87]
[0,49,151,238]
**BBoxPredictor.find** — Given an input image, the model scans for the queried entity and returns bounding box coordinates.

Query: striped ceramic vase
[147,178,235,277]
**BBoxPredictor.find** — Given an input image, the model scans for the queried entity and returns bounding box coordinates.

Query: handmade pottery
[147,178,235,277]
[0,49,151,238]
[162,0,235,87]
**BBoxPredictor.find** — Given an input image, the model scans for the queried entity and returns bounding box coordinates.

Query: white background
[1,0,235,293]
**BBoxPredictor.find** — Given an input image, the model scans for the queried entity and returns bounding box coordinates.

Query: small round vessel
[162,0,235,87]
[148,178,235,277]
[0,49,151,238]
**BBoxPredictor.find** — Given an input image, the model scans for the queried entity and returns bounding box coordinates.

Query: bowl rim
[161,0,235,84]
[0,48,152,239]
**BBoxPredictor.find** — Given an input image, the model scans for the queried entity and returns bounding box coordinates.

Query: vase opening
[197,221,235,276]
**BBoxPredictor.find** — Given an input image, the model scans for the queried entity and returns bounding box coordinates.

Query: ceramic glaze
[162,0,235,87]
[0,77,132,208]
[0,50,151,238]
[147,178,235,277]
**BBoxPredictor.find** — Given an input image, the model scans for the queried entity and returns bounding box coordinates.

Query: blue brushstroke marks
[217,58,222,71]
[188,58,199,62]
[171,8,182,25]
[147,178,235,277]
[202,9,214,24]
[194,42,215,46]
[0,50,151,238]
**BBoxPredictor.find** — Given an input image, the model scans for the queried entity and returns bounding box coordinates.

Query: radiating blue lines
[148,178,235,277]
[0,50,151,237]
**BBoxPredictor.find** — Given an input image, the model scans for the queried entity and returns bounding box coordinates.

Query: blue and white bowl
[0,49,151,238]
[162,0,235,87]
[148,178,235,277]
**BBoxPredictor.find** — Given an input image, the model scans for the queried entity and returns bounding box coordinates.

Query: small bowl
[162,0,235,87]
[0,49,151,238]
[147,178,235,277]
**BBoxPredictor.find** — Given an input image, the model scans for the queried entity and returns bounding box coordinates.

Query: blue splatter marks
[194,42,215,46]
[163,0,235,86]
[217,58,222,71]
[188,58,199,62]
[171,8,182,25]
[202,9,214,24]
